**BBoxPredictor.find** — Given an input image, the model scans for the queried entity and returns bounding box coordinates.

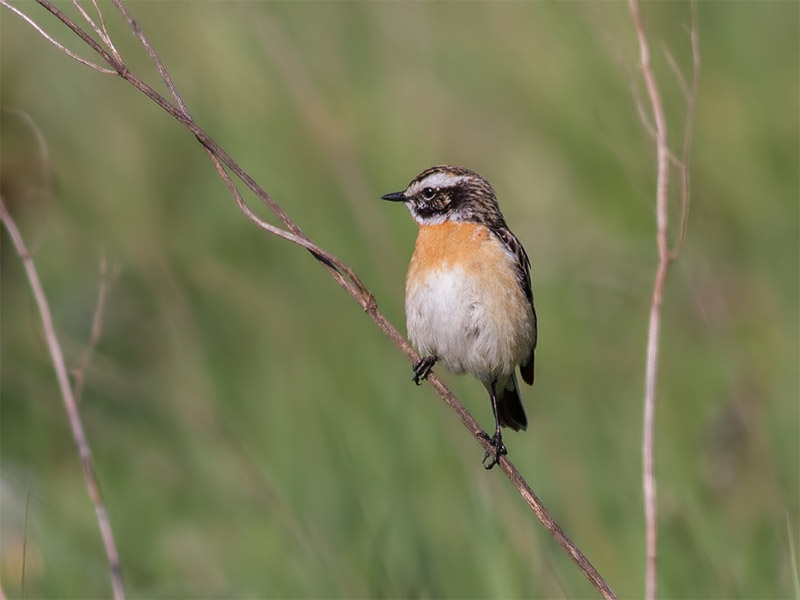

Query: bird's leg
[482,379,508,470]
[412,355,437,385]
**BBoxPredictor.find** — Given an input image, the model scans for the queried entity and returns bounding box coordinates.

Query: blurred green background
[1,2,797,598]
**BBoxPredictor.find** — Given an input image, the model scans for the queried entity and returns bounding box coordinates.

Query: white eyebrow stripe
[407,172,470,195]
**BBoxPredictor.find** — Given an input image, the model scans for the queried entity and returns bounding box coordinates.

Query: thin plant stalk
[0,200,125,600]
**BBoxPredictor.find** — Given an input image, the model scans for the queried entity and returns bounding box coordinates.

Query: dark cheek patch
[414,201,433,219]
[448,185,469,209]
[414,196,446,219]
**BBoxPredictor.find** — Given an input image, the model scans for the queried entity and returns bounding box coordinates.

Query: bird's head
[381,165,501,226]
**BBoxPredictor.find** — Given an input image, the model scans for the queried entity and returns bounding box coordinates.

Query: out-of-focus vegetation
[1,2,797,598]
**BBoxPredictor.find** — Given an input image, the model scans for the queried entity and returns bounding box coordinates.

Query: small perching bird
[382,165,537,468]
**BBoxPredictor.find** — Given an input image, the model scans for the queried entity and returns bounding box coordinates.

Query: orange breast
[407,220,498,280]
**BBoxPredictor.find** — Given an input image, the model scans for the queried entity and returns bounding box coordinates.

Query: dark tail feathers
[496,374,528,431]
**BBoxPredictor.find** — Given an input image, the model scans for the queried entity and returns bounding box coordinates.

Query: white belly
[405,265,533,383]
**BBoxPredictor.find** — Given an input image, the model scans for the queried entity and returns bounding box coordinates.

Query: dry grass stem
[671,2,700,259]
[71,253,116,403]
[0,0,116,74]
[629,2,668,594]
[0,199,125,600]
[71,0,122,63]
[627,1,699,598]
[788,512,800,597]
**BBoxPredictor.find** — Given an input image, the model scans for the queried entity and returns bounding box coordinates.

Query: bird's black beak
[381,191,407,202]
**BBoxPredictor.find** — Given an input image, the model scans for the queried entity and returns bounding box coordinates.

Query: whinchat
[382,165,537,469]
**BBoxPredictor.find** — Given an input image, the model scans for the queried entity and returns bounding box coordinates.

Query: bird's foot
[481,430,507,470]
[412,356,436,385]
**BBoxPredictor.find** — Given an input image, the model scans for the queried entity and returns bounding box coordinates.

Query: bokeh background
[1,2,797,598]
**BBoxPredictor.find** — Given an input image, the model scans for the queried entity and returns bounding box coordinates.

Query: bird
[381,165,537,469]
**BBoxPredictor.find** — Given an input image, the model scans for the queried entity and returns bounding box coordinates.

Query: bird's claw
[412,356,436,385]
[481,431,507,470]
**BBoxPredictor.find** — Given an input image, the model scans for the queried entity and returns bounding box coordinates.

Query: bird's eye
[421,187,436,201]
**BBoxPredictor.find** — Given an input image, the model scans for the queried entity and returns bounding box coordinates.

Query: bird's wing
[491,226,537,385]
